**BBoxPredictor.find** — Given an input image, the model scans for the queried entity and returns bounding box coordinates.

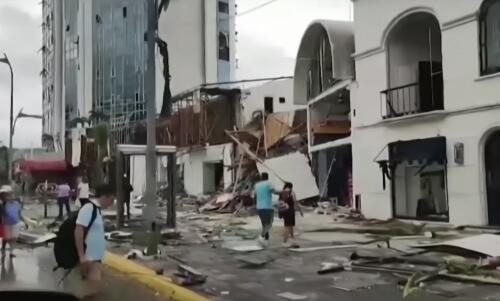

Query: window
[218,1,229,13]
[123,6,127,18]
[264,97,274,114]
[480,0,500,75]
[279,97,286,104]
[218,32,230,61]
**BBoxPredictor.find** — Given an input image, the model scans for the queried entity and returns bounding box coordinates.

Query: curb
[103,252,212,301]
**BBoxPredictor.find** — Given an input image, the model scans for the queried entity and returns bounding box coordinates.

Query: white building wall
[240,78,303,124]
[156,0,236,111]
[177,143,233,196]
[352,0,500,225]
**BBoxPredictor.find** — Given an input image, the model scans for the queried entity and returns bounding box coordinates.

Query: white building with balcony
[351,0,500,225]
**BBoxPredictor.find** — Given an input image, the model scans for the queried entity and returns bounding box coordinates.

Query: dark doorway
[264,97,274,114]
[485,131,500,225]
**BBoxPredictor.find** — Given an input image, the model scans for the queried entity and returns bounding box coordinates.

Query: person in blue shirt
[253,173,280,246]
[75,184,114,298]
[0,185,28,257]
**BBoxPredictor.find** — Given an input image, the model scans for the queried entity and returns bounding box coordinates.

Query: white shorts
[4,223,21,240]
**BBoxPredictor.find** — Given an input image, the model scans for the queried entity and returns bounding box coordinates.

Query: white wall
[156,0,205,111]
[156,0,236,111]
[241,78,304,125]
[351,0,500,225]
[177,143,233,196]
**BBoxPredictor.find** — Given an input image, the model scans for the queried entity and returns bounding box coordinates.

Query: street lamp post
[0,53,13,183]
[13,109,43,136]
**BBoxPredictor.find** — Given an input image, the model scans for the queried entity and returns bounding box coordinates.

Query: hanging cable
[238,0,282,17]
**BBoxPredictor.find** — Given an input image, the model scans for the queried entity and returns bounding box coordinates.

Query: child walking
[278,182,303,247]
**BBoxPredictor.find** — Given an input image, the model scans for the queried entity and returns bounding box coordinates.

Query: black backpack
[53,203,100,270]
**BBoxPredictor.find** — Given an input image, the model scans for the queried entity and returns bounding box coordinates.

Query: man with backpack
[74,185,114,298]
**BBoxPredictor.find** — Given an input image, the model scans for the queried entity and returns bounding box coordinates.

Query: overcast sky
[0,0,350,148]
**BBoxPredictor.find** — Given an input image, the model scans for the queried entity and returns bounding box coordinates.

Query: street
[0,247,161,301]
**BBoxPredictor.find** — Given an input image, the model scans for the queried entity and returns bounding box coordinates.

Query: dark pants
[79,198,90,207]
[57,197,70,219]
[257,209,274,240]
[124,195,131,219]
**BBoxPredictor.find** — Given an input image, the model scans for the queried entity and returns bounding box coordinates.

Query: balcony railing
[380,80,443,119]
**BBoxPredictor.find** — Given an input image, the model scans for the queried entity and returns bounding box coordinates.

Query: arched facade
[293,20,355,105]
[381,11,444,118]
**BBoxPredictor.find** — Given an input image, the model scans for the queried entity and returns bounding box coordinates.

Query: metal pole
[143,0,157,227]
[166,153,176,228]
[116,151,124,228]
[6,55,13,183]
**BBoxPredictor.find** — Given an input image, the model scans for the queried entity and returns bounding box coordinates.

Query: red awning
[19,160,68,172]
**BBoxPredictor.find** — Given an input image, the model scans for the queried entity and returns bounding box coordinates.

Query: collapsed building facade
[128,87,241,196]
[294,20,355,207]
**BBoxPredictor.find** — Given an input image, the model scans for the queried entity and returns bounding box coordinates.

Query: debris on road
[173,264,207,286]
[236,254,275,268]
[413,234,500,257]
[105,231,133,242]
[277,292,308,300]
[17,232,57,245]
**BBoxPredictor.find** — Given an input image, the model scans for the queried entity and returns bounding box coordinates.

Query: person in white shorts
[0,185,28,257]
[77,176,90,207]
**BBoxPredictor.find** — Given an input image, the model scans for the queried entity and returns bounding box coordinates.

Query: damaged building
[350,0,500,225]
[129,87,240,196]
[294,20,355,207]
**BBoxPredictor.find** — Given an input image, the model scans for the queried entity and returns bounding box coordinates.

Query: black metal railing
[380,82,421,119]
[380,78,444,119]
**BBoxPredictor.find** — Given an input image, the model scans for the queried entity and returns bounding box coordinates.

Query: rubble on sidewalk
[105,231,133,243]
[172,264,207,286]
[17,231,57,245]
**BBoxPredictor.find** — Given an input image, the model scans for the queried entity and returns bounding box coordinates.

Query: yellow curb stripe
[103,252,212,301]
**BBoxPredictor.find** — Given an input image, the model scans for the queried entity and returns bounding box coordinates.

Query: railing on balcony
[380,80,443,119]
[380,82,420,119]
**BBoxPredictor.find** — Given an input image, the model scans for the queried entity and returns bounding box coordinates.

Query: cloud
[0,4,42,148]
[236,0,351,80]
[236,32,296,80]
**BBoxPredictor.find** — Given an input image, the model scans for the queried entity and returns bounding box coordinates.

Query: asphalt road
[0,247,162,301]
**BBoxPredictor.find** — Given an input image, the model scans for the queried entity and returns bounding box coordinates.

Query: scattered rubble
[172,264,207,286]
[277,292,308,300]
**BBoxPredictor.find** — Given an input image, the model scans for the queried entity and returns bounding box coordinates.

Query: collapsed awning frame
[375,136,450,222]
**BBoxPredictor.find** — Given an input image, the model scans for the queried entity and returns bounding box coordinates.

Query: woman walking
[278,182,303,247]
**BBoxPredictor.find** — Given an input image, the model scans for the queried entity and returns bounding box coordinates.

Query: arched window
[479,0,500,75]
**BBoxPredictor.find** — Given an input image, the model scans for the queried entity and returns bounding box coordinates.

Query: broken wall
[257,152,319,201]
[178,143,233,196]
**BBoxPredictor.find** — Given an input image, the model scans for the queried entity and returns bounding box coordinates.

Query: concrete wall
[240,78,303,125]
[352,0,500,225]
[177,143,233,196]
[156,0,236,111]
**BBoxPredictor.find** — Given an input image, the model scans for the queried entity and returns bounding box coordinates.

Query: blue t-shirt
[76,202,105,261]
[254,180,273,210]
[3,200,20,225]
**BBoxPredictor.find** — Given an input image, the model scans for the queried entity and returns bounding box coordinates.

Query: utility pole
[144,0,158,236]
[0,54,13,183]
